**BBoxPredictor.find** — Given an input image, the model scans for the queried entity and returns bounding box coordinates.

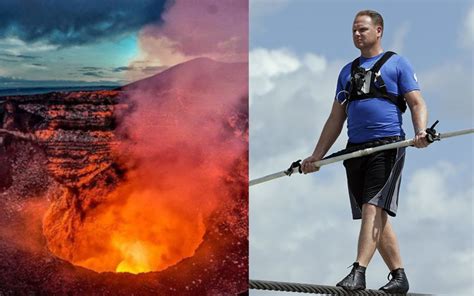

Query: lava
[1,58,248,294]
[37,58,247,276]
[56,184,207,274]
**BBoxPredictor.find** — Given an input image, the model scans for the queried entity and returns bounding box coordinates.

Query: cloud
[304,53,327,74]
[0,53,37,60]
[24,63,47,70]
[419,61,473,120]
[0,76,120,89]
[250,48,301,98]
[400,162,473,294]
[0,0,169,47]
[249,48,346,167]
[389,22,410,53]
[82,71,104,78]
[127,0,248,75]
[113,66,133,73]
[250,48,301,78]
[461,6,474,48]
[0,37,58,56]
[79,66,102,71]
[76,66,165,80]
[112,65,167,77]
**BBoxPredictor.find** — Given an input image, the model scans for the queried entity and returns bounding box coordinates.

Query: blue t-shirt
[335,52,420,143]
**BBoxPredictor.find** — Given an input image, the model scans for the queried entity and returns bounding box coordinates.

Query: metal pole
[250,128,474,187]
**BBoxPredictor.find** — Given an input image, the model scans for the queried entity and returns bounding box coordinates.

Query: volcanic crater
[0,58,248,295]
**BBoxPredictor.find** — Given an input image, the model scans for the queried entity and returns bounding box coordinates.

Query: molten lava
[69,186,207,274]
[2,59,247,296]
[40,59,247,275]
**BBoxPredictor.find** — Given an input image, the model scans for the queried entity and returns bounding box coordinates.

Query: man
[301,10,429,293]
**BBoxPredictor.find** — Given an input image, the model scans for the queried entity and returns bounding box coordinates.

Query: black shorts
[343,137,406,220]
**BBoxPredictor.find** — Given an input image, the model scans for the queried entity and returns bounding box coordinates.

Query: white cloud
[249,48,302,99]
[389,22,410,53]
[399,161,474,294]
[304,53,327,74]
[419,61,473,120]
[250,48,301,78]
[0,37,58,55]
[22,64,47,70]
[462,6,474,48]
[249,47,346,169]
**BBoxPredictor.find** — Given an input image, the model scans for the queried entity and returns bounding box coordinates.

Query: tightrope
[249,279,432,295]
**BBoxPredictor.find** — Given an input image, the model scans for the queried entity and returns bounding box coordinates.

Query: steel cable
[249,279,431,295]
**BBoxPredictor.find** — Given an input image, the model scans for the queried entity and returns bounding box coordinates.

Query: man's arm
[301,100,347,173]
[405,90,429,148]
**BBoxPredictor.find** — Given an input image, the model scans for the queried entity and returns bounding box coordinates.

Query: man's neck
[360,46,384,58]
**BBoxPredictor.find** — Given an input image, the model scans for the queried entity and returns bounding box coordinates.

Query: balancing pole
[250,122,473,187]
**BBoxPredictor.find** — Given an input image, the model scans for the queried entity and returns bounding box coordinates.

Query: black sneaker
[336,262,366,291]
[379,268,409,294]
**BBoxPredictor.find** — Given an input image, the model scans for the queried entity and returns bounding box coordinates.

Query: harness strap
[346,51,407,113]
[371,51,396,72]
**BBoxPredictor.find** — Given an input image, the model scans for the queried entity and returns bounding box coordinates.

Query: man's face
[352,15,382,50]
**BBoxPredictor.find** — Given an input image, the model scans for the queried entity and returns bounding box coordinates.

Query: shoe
[336,262,366,291]
[379,268,409,294]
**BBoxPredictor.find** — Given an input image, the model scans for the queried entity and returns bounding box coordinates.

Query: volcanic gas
[0,58,248,294]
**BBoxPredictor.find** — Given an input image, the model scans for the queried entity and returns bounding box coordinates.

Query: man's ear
[377,26,383,37]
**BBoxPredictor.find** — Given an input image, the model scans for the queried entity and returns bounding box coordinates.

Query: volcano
[0,58,248,295]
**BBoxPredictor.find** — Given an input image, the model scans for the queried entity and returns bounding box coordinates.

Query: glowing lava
[43,182,208,274]
[41,58,247,276]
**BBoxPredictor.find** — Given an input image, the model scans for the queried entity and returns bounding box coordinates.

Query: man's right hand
[301,155,321,174]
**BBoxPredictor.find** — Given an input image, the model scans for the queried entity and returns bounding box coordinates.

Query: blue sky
[250,0,473,294]
[0,0,169,88]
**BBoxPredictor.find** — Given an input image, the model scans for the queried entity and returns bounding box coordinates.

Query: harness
[344,51,407,113]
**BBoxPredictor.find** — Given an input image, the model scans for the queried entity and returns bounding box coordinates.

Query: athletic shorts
[342,137,406,220]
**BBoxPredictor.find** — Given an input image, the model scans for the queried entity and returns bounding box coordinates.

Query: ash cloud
[0,0,171,47]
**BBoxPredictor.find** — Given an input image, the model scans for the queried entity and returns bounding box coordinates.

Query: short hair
[355,10,384,34]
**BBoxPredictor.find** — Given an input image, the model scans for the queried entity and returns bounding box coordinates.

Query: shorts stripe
[344,141,406,220]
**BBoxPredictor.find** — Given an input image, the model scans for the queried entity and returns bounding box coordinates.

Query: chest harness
[343,51,407,113]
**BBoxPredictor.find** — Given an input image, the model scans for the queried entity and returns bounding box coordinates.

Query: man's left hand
[413,130,429,148]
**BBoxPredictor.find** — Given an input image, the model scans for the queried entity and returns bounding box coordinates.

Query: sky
[0,0,248,89]
[250,0,473,295]
[0,0,170,88]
